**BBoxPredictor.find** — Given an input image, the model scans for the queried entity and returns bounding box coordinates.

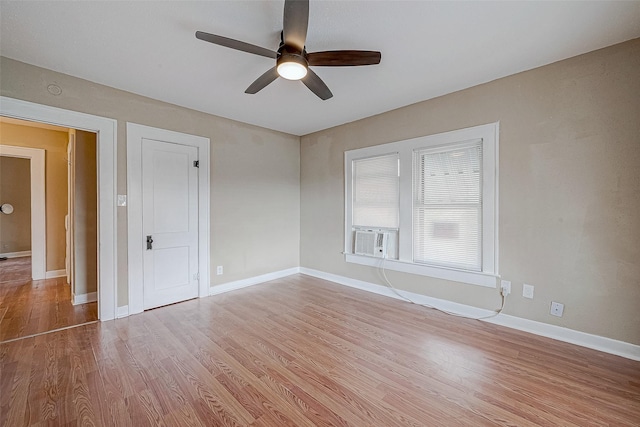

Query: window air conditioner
[354,230,388,258]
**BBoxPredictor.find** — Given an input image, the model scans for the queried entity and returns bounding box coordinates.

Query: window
[344,123,498,287]
[353,153,399,229]
[413,141,482,271]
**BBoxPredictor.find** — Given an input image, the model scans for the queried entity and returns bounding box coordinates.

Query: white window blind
[352,153,399,229]
[413,141,482,271]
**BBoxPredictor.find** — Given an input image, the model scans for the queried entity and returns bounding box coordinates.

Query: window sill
[344,253,497,288]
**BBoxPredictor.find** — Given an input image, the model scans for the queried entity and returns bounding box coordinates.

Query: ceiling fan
[195,0,381,100]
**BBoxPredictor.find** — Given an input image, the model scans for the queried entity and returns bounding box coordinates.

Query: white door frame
[0,145,46,280]
[0,96,118,321]
[66,131,75,286]
[126,122,210,315]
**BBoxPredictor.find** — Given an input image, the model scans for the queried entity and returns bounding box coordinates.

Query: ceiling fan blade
[307,50,382,66]
[283,0,309,51]
[245,67,280,94]
[301,69,333,100]
[196,31,277,59]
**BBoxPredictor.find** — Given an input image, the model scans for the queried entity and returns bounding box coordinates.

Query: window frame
[344,122,499,288]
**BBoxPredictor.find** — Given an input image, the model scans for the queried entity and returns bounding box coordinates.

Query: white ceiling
[1,1,639,136]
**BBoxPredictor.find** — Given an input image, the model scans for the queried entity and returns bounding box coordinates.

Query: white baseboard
[116,305,129,318]
[299,267,640,361]
[0,250,31,259]
[484,315,640,361]
[45,269,66,279]
[299,267,491,317]
[116,268,301,318]
[72,291,97,305]
[107,264,640,361]
[209,267,301,296]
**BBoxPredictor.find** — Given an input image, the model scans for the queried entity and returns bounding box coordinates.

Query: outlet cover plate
[216,266,223,275]
[550,301,564,317]
[523,284,534,299]
[500,280,511,295]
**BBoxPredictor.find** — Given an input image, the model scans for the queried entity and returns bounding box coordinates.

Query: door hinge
[193,160,199,168]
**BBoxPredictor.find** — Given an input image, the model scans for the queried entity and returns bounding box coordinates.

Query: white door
[142,138,199,309]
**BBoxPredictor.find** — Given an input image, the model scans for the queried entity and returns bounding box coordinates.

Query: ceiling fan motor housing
[277,44,309,80]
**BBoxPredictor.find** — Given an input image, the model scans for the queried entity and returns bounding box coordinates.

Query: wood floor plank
[2,337,36,426]
[0,257,97,343]
[1,274,639,426]
[165,403,206,427]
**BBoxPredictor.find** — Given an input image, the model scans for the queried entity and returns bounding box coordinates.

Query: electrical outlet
[550,301,564,317]
[500,280,511,296]
[523,283,534,299]
[216,265,223,275]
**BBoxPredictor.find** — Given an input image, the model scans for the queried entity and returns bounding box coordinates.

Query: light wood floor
[1,274,639,426]
[0,257,98,342]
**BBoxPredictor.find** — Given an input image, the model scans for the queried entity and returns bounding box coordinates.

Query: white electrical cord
[379,257,506,320]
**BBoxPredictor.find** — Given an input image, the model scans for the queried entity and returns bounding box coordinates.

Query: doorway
[0,96,117,322]
[127,122,210,315]
[0,143,45,280]
[0,118,98,342]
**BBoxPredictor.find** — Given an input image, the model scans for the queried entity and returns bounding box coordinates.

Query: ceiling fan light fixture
[277,54,308,80]
[196,1,381,99]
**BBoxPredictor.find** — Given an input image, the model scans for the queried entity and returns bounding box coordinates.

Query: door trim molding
[126,122,211,315]
[0,96,118,321]
[0,145,46,280]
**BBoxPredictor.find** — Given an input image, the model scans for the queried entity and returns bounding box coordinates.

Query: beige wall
[300,38,640,345]
[0,56,301,307]
[73,130,98,296]
[0,122,68,270]
[2,39,637,345]
[0,156,31,253]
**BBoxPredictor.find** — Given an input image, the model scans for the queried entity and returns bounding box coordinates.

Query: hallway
[0,257,97,342]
